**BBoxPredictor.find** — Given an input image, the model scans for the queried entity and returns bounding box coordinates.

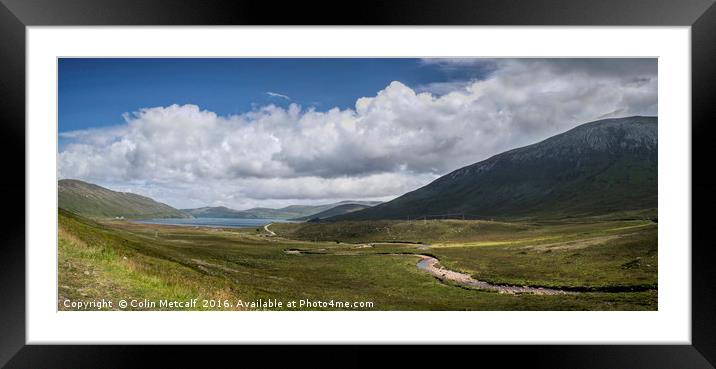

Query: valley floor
[58,210,657,311]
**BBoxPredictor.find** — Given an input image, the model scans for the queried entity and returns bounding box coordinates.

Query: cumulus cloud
[58,58,657,209]
[414,80,475,95]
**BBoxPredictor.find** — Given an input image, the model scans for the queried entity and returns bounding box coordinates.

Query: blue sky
[58,58,656,209]
[58,58,496,133]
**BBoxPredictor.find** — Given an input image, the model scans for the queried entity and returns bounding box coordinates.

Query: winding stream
[414,255,573,295]
[284,248,574,295]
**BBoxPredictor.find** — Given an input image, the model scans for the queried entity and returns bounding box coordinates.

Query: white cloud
[266,91,291,100]
[59,59,657,209]
[413,80,474,95]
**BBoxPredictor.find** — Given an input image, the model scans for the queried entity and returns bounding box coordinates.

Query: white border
[27,27,691,344]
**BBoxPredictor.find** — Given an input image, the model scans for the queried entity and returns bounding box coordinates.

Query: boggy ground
[58,209,657,311]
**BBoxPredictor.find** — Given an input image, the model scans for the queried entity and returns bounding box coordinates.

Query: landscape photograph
[57,58,658,311]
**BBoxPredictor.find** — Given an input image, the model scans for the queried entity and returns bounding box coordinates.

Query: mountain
[182,201,382,219]
[333,116,657,221]
[58,179,191,219]
[290,203,374,221]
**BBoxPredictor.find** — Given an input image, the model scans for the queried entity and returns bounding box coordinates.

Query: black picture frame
[1,0,714,367]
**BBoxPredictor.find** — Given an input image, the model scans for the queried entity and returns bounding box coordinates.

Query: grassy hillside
[335,116,657,221]
[58,209,238,310]
[59,179,190,219]
[271,218,654,246]
[271,219,529,244]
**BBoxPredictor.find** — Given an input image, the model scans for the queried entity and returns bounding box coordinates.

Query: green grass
[59,211,657,311]
[270,219,533,244]
[270,218,655,246]
[433,227,657,289]
[58,209,239,310]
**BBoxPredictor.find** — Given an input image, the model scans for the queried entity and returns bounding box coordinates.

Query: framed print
[2,0,716,367]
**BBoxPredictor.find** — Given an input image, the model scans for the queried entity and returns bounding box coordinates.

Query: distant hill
[333,116,657,221]
[178,206,258,219]
[290,203,374,221]
[182,201,382,219]
[58,179,191,219]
